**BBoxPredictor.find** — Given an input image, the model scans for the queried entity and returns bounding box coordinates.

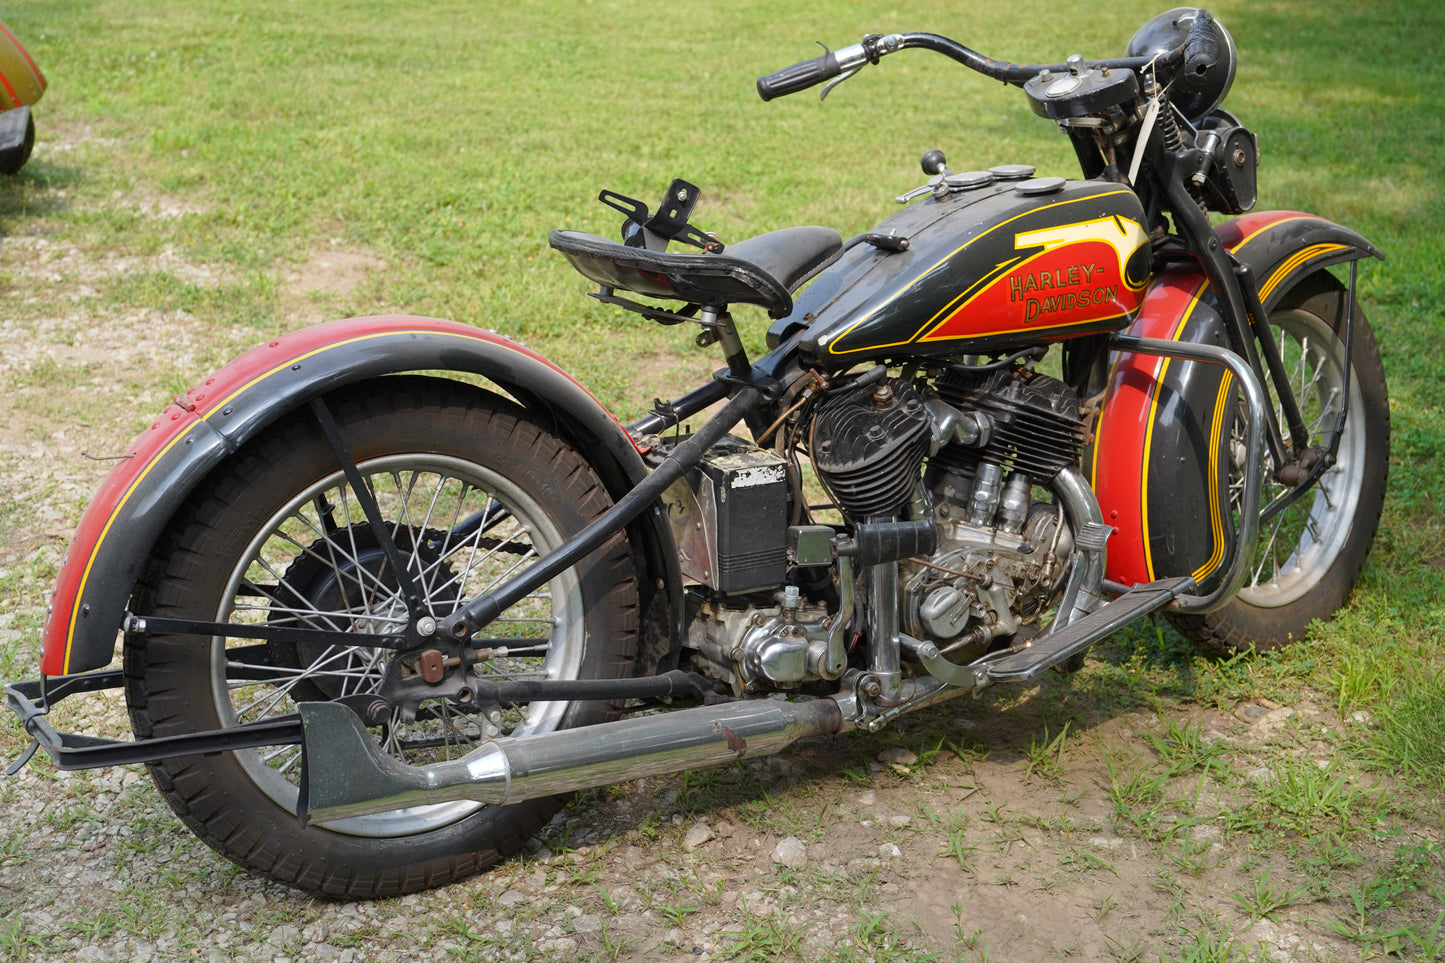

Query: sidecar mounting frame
[5,673,305,773]
[4,667,722,774]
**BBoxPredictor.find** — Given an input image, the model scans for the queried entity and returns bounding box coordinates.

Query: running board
[984,576,1196,683]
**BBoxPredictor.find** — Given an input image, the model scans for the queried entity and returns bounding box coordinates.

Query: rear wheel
[124,378,639,896]
[1170,278,1389,654]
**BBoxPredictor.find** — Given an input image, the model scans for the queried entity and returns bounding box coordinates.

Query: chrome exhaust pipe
[298,697,846,824]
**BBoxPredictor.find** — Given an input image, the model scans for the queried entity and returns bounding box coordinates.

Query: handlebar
[756,42,861,102]
[756,31,1188,101]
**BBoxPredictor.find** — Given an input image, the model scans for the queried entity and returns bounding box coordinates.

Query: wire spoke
[210,445,580,812]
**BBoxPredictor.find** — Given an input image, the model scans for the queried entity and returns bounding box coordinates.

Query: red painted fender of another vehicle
[0,19,46,110]
[43,316,660,676]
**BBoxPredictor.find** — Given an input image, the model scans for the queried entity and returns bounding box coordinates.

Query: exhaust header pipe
[298,696,846,824]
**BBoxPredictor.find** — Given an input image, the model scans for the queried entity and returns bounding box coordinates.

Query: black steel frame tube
[439,386,762,640]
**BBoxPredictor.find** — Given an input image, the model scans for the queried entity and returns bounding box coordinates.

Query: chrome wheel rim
[1234,307,1366,608]
[208,454,583,836]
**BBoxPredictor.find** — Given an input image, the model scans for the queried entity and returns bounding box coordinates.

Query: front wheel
[1170,277,1389,654]
[124,377,639,896]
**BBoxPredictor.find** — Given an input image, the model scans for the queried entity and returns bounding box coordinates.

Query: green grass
[2,0,1445,958]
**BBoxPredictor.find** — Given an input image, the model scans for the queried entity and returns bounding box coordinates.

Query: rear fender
[43,316,682,676]
[1091,212,1380,590]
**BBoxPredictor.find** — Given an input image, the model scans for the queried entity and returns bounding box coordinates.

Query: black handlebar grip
[1183,9,1220,85]
[757,50,842,102]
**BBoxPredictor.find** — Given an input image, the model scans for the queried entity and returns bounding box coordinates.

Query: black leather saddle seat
[548,225,843,319]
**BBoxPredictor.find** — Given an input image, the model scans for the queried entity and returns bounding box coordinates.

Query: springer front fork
[1164,172,1362,509]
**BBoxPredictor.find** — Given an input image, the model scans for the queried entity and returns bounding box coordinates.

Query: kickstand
[6,738,39,776]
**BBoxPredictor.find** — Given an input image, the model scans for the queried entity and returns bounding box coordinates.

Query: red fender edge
[1092,211,1381,590]
[42,316,665,676]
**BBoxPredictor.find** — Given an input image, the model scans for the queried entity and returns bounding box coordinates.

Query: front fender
[1090,211,1380,590]
[44,316,682,676]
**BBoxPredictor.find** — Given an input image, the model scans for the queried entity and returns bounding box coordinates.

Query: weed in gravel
[1149,867,1187,904]
[1341,839,1445,924]
[1307,840,1443,954]
[836,912,938,962]
[1102,750,1181,840]
[1102,933,1148,962]
[920,806,977,870]
[1295,834,1364,895]
[591,920,638,962]
[1321,884,1417,956]
[745,798,808,838]
[1092,893,1120,923]
[660,902,701,927]
[0,909,50,961]
[1408,913,1445,962]
[989,820,1029,857]
[1149,717,1230,778]
[1059,843,1117,877]
[1225,867,1311,922]
[951,901,984,944]
[440,912,506,956]
[980,799,1008,824]
[1164,837,1215,877]
[62,906,122,942]
[1228,755,1386,838]
[1165,924,1264,962]
[718,906,809,961]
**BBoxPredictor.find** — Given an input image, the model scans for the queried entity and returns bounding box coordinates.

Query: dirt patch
[276,243,389,325]
[283,245,386,298]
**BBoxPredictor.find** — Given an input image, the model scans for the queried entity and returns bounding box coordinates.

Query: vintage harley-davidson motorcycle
[5,9,1388,896]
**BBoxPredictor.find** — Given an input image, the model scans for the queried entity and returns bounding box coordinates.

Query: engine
[907,365,1086,661]
[808,365,1087,662]
[682,364,1088,692]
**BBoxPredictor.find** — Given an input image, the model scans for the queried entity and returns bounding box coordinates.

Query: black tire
[124,377,639,896]
[1169,276,1389,654]
[0,112,34,175]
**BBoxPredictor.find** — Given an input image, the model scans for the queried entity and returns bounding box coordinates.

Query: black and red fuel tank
[784,173,1151,365]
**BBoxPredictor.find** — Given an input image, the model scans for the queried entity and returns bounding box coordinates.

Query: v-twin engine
[903,366,1086,660]
[686,365,1088,692]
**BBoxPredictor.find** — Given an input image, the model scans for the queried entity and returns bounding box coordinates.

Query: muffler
[298,696,846,824]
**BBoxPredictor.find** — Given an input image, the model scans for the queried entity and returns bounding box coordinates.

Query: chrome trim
[299,697,844,824]
[1110,334,1268,613]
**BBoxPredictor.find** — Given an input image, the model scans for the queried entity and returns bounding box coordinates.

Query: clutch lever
[820,66,861,101]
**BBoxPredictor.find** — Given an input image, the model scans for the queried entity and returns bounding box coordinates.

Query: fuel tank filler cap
[989,164,1036,180]
[1014,176,1067,196]
[943,171,995,191]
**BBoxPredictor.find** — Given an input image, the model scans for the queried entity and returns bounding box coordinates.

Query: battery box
[666,435,789,594]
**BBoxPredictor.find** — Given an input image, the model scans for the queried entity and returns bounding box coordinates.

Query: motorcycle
[4,8,1388,898]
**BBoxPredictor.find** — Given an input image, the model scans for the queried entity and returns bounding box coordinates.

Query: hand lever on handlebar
[756,38,879,101]
[819,66,862,102]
